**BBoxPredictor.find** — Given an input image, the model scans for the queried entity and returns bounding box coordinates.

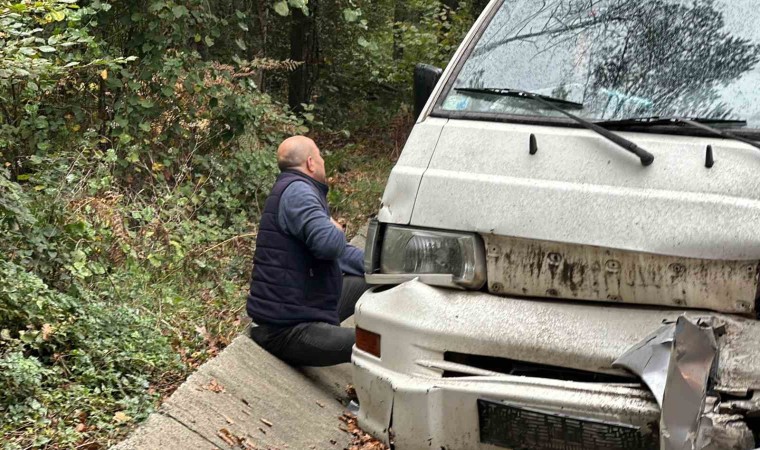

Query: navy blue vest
[246,171,343,326]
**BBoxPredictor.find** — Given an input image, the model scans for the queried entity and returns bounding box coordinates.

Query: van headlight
[364,222,487,289]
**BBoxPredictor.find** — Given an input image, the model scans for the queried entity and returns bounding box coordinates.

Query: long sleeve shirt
[277,180,365,277]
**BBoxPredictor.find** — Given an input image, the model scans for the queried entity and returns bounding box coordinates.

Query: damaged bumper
[352,280,760,450]
[354,353,661,449]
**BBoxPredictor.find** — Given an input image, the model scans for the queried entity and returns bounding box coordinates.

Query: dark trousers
[249,276,370,367]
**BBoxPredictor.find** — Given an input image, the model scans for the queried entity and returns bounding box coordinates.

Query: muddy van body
[352,0,760,449]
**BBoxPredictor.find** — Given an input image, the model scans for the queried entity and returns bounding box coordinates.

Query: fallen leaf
[75,442,100,450]
[341,413,388,450]
[75,423,86,433]
[316,401,325,408]
[113,411,132,423]
[203,379,225,393]
[345,384,357,400]
[217,428,241,447]
[41,323,54,341]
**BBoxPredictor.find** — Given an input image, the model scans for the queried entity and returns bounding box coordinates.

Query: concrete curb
[112,336,354,450]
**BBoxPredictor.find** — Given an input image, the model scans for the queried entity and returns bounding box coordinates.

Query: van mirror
[413,64,443,119]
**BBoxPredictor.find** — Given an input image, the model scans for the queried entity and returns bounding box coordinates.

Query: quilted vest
[246,170,343,326]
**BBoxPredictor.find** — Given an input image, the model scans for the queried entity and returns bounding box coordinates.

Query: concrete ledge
[113,336,353,450]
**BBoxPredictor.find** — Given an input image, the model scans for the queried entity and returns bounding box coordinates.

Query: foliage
[306,0,479,129]
[0,256,179,448]
[0,0,305,448]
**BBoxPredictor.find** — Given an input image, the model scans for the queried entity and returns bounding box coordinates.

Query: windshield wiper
[456,87,585,109]
[455,87,655,166]
[597,116,760,152]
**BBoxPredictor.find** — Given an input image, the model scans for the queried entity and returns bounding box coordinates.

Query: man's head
[277,136,326,183]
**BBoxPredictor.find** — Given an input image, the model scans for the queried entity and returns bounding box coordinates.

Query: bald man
[246,136,369,367]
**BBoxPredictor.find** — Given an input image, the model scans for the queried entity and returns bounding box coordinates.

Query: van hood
[380,118,760,261]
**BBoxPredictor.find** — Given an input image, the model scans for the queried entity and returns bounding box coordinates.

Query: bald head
[277,136,317,171]
[277,136,326,183]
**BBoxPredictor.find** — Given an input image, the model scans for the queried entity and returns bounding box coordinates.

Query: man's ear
[305,155,315,173]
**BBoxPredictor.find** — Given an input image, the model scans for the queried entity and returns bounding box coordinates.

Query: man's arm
[339,244,365,276]
[278,182,346,260]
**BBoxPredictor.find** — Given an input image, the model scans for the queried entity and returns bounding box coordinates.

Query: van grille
[478,399,657,450]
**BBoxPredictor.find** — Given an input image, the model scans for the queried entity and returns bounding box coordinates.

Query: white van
[352,1,760,449]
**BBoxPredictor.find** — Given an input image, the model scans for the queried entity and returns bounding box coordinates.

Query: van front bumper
[351,280,758,449]
[354,354,661,449]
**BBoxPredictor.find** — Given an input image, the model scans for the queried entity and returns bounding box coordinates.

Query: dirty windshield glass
[441,0,760,130]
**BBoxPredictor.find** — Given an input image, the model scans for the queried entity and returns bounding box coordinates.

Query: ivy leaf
[235,38,246,51]
[273,1,289,16]
[147,254,162,268]
[148,1,168,13]
[357,37,370,48]
[49,10,66,22]
[171,5,188,19]
[38,46,56,53]
[204,35,215,47]
[342,8,360,22]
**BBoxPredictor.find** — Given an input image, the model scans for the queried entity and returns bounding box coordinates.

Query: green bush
[0,0,300,447]
[0,256,181,448]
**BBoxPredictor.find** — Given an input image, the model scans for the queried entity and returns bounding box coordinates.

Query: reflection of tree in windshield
[462,0,760,122]
[589,0,760,119]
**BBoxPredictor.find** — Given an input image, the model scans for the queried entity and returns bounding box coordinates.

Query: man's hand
[331,217,346,232]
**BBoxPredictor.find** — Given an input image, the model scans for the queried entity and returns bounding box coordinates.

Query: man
[246,135,369,367]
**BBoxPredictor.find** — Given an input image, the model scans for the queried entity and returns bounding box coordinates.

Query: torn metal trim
[614,316,720,450]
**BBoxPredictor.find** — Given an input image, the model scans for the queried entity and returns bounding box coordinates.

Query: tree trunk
[288,4,318,112]
[437,0,461,53]
[441,0,460,11]
[472,0,489,18]
[254,0,269,90]
[392,1,404,60]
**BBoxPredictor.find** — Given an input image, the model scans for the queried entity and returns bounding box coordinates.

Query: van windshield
[440,0,760,132]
